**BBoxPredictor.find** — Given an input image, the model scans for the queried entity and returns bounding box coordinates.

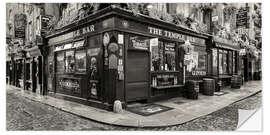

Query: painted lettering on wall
[73,25,95,37]
[59,78,80,93]
[191,71,206,76]
[148,26,205,45]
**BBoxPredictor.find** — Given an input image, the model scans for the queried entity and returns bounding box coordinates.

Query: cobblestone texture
[7,89,261,131]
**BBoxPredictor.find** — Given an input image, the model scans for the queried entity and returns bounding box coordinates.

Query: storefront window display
[75,50,87,73]
[185,49,207,76]
[151,41,176,71]
[56,52,65,73]
[212,49,218,75]
[228,51,232,74]
[223,51,228,74]
[164,42,176,71]
[219,50,228,75]
[65,50,75,73]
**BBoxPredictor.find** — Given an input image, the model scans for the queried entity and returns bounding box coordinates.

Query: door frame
[124,34,151,102]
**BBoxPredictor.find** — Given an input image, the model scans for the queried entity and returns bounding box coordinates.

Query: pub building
[45,6,211,110]
[210,36,241,88]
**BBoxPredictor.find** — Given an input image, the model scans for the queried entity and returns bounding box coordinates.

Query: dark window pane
[75,50,86,73]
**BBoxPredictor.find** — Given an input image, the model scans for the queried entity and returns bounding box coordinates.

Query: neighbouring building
[6,3,60,95]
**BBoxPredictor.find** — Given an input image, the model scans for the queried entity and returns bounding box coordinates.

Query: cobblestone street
[6,88,261,131]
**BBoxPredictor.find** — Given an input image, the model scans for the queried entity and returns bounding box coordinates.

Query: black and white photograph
[3,0,265,133]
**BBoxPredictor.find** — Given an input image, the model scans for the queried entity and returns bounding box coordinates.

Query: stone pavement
[6,81,262,128]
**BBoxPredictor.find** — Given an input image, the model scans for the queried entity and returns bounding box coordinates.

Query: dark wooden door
[126,50,149,102]
[32,60,37,92]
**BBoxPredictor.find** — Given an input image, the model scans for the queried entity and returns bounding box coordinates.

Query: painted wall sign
[103,33,110,46]
[54,40,85,52]
[130,36,148,50]
[191,71,206,76]
[73,40,85,48]
[119,45,123,57]
[73,25,95,37]
[59,78,80,93]
[185,51,207,76]
[90,57,98,79]
[213,36,238,46]
[64,43,73,49]
[109,54,118,69]
[118,34,124,44]
[108,43,119,53]
[148,26,205,45]
[87,48,100,56]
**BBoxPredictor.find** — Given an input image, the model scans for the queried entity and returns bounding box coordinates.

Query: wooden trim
[152,84,184,89]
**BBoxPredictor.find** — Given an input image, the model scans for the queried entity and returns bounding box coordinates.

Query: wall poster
[185,51,207,76]
[212,49,218,75]
[89,56,98,98]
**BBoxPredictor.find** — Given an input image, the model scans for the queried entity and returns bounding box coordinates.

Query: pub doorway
[126,50,150,102]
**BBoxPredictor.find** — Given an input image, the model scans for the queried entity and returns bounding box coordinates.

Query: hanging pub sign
[36,15,52,36]
[236,7,249,28]
[14,14,27,39]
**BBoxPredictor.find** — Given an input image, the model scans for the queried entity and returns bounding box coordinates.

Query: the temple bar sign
[148,26,205,45]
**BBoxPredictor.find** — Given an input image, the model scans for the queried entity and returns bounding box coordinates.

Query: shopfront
[211,37,241,87]
[24,46,43,94]
[45,6,210,110]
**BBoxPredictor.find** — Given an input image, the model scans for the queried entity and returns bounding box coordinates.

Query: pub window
[158,41,164,70]
[197,52,206,70]
[151,41,176,71]
[219,50,228,75]
[222,51,228,74]
[75,50,87,73]
[212,49,218,75]
[65,50,75,73]
[228,51,232,74]
[164,42,176,71]
[56,52,65,73]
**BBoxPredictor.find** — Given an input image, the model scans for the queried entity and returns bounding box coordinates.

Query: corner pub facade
[43,6,240,110]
